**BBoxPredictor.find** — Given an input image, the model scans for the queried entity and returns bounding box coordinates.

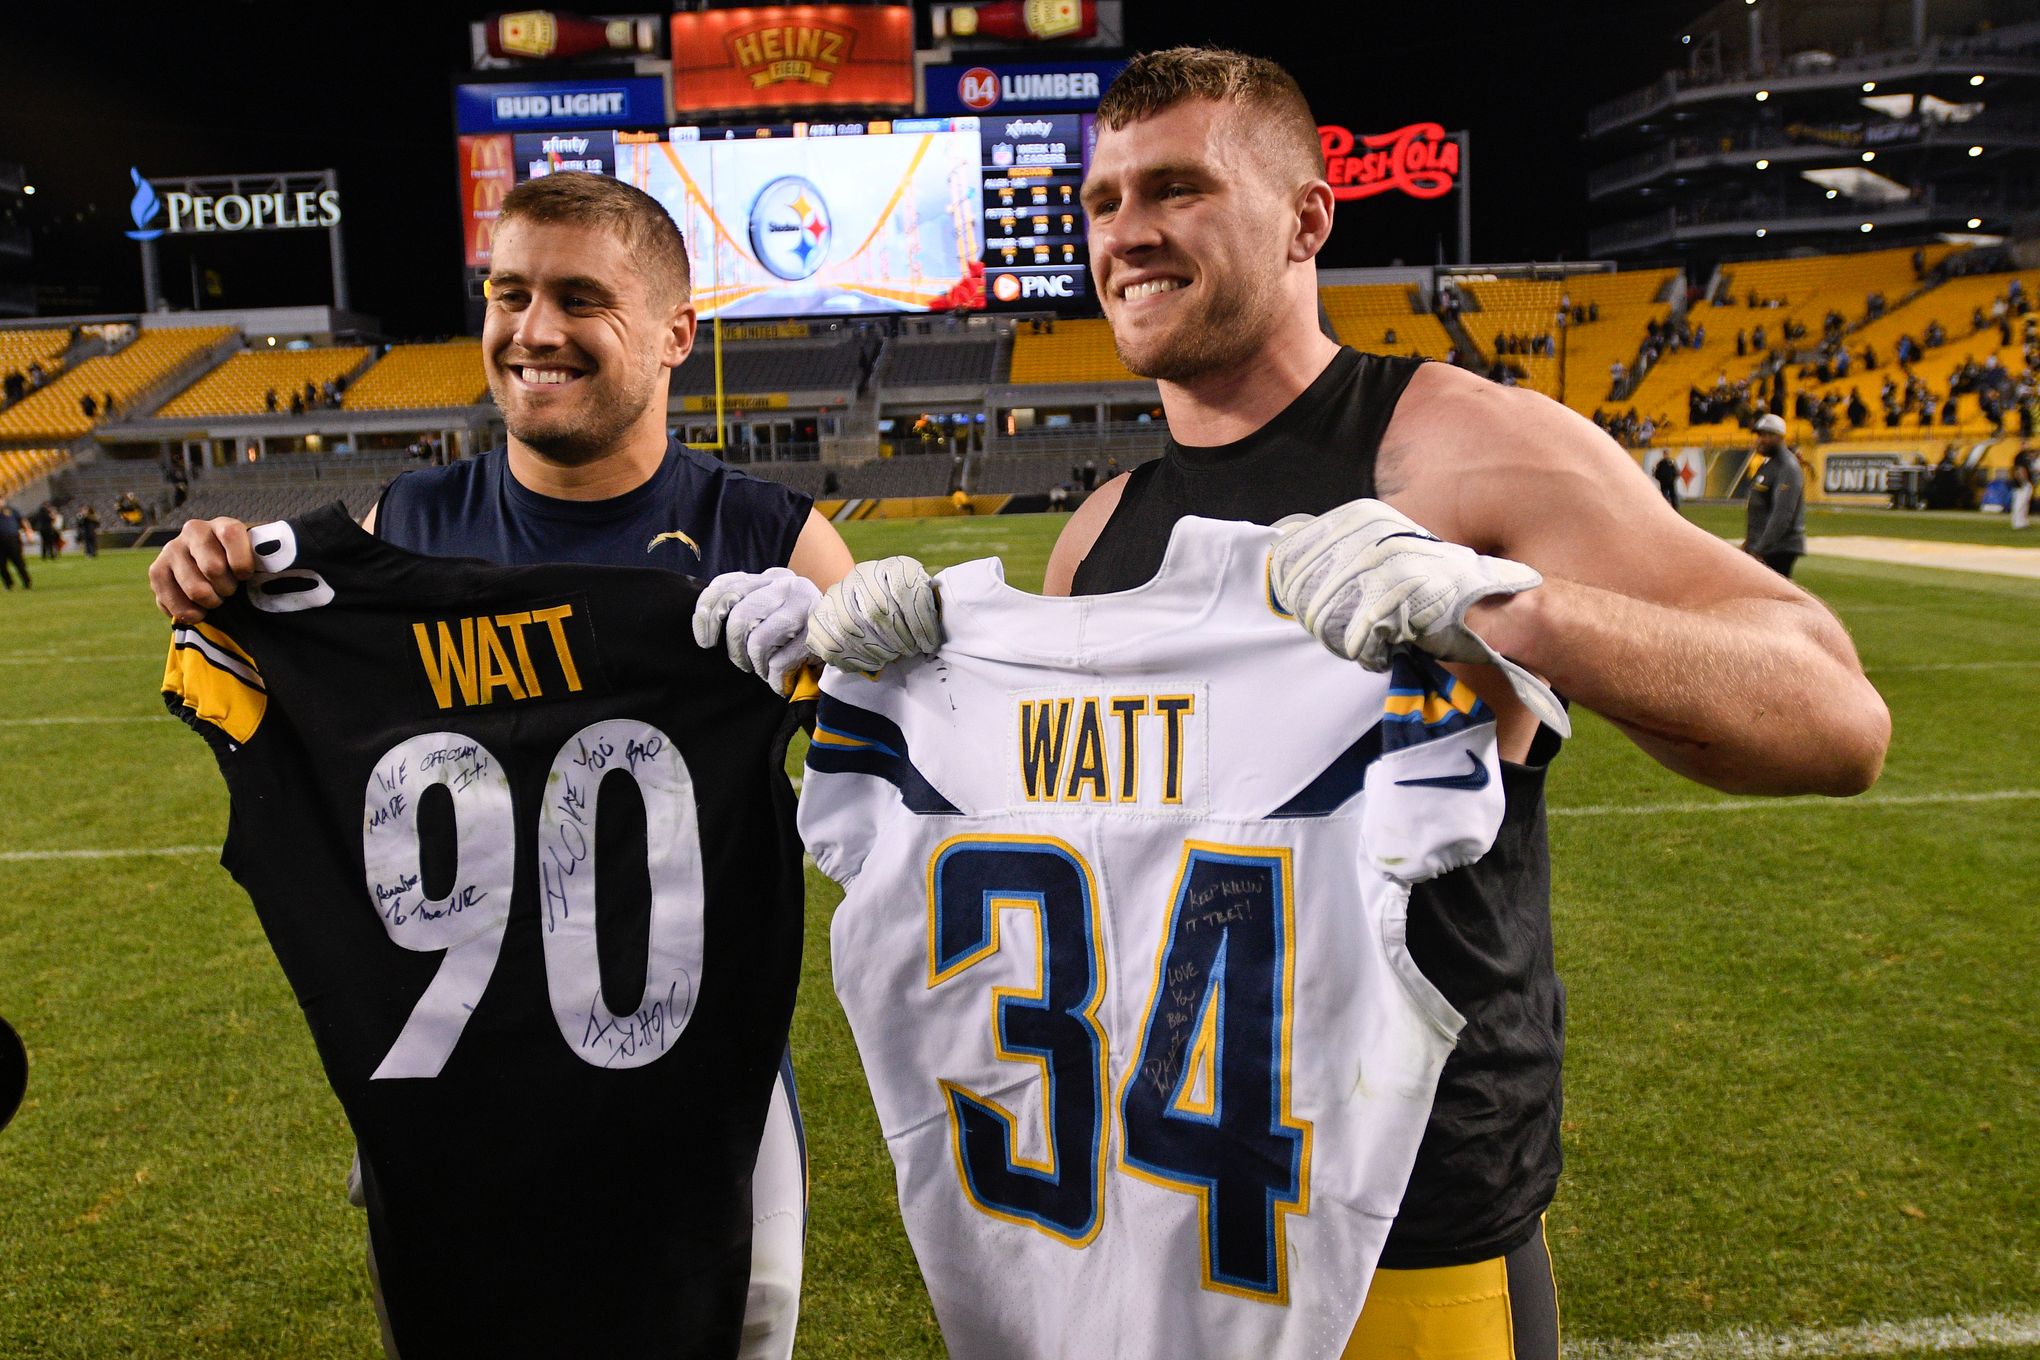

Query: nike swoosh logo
[1393,750,1489,791]
[647,530,701,555]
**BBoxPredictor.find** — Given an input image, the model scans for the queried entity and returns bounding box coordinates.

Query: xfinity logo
[1004,120,1053,139]
[495,90,628,122]
[539,136,591,156]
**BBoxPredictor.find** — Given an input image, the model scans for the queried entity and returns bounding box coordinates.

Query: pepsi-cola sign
[925,59,1125,115]
[1318,122,1460,201]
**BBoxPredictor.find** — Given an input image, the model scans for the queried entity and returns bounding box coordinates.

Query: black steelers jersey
[164,504,804,1359]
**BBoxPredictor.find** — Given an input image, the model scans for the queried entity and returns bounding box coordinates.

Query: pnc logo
[992,272,1022,302]
[124,168,165,241]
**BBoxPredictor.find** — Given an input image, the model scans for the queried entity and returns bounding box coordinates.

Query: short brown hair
[498,171,692,305]
[1096,47,1324,187]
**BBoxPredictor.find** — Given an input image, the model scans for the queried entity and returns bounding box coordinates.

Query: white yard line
[1552,788,2039,818]
[0,653,162,664]
[1570,1310,2040,1360]
[0,715,170,726]
[1869,660,2040,672]
[0,845,213,863]
[1808,535,2040,580]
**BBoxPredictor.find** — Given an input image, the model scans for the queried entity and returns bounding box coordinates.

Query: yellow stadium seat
[343,341,488,411]
[158,346,374,419]
[0,326,235,441]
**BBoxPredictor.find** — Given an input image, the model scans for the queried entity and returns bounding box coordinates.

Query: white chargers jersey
[800,517,1507,1360]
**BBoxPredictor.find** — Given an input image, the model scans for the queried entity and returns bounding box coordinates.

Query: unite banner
[670,6,914,113]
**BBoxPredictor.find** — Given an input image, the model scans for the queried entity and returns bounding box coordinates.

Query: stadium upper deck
[1586,4,2039,260]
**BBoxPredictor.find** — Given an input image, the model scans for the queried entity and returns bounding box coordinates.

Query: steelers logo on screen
[749,175,832,282]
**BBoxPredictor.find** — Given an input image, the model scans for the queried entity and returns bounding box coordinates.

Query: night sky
[0,1,1716,336]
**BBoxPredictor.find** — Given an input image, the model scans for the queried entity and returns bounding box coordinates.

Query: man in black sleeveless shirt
[148,172,852,1359]
[809,47,1890,1360]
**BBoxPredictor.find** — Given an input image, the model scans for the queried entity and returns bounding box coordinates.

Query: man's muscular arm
[1379,364,1888,796]
[1043,474,1128,596]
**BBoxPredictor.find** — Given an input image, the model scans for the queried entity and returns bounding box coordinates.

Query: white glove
[691,567,819,697]
[807,556,942,673]
[1270,499,1571,739]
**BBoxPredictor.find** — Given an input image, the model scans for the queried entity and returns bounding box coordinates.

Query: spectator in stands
[265,388,278,413]
[102,391,116,417]
[1608,359,1627,399]
[116,492,143,527]
[303,379,318,409]
[2010,451,2033,531]
[79,393,97,420]
[1942,393,1961,427]
[1736,329,1747,357]
[1104,456,1121,481]
[290,391,305,416]
[1925,320,1947,350]
[1083,458,1098,490]
[1588,301,1599,323]
[27,361,44,389]
[1048,481,1070,511]
[1919,392,1938,428]
[3,370,23,403]
[1742,414,1806,578]
[166,460,189,508]
[1847,388,1869,428]
[75,504,100,558]
[1382,327,1397,346]
[0,496,28,589]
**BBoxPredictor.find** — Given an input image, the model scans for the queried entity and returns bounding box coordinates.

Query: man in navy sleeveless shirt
[806,47,1890,1360]
[150,171,851,1360]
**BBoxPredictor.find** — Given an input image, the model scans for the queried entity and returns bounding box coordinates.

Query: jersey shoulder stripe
[163,622,268,746]
[808,692,960,814]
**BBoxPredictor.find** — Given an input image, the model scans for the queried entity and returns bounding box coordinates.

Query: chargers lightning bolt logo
[124,169,165,241]
[647,530,701,556]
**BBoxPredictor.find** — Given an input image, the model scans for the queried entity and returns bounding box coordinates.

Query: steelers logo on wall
[749,175,832,282]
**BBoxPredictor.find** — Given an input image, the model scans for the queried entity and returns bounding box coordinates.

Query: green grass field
[1,512,2036,1359]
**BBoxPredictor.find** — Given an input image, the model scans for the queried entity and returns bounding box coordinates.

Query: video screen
[974,112,1096,310]
[616,123,985,318]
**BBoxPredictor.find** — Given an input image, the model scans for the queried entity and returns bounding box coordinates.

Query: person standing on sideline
[1743,412,1807,576]
[804,46,1888,1360]
[1653,452,1681,508]
[2009,450,2032,531]
[0,496,29,589]
[76,504,100,558]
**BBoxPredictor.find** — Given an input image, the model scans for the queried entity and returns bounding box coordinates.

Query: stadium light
[1755,90,1770,101]
[1756,158,1771,169]
[1862,81,1877,92]
[1970,75,1985,86]
[265,335,276,346]
[1826,189,1839,198]
[1967,217,1983,229]
[1860,222,1874,232]
[1862,151,1877,162]
[1756,227,1769,237]
[1968,145,1984,156]
[1682,33,1691,43]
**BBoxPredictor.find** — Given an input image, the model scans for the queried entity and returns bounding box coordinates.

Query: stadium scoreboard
[504,114,1097,319]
